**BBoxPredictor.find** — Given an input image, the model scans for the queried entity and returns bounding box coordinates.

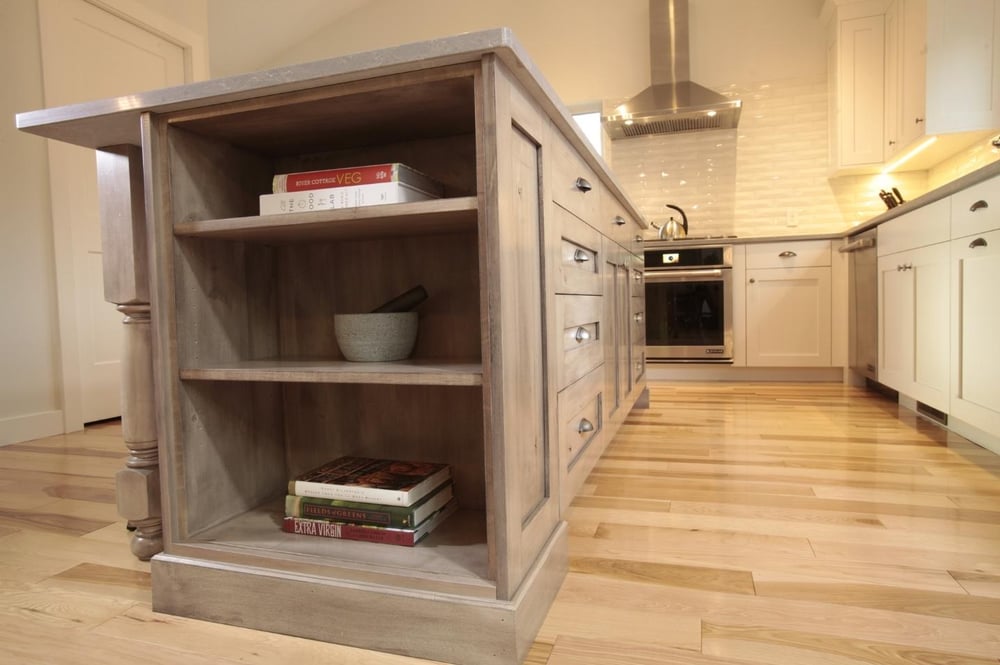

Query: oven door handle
[645,268,725,282]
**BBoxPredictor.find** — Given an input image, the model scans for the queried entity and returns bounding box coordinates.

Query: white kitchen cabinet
[827,0,1000,173]
[950,227,1000,448]
[876,197,950,410]
[828,4,887,171]
[746,241,833,367]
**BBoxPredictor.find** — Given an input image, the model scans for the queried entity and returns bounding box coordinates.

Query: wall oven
[644,244,734,362]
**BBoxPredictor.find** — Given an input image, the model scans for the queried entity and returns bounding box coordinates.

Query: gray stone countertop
[15,27,645,227]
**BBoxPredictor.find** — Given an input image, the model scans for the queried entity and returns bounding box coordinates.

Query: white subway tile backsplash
[608,76,997,239]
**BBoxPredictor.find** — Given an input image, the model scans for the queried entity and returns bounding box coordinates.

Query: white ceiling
[207,0,370,77]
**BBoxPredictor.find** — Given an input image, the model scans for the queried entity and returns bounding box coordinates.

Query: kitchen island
[16,29,648,664]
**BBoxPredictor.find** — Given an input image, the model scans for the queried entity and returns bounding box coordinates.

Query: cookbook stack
[283,456,456,547]
[260,163,444,215]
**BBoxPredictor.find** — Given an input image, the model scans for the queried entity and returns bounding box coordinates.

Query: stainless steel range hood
[603,0,742,139]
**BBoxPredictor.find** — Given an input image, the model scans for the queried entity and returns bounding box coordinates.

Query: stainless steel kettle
[656,204,689,240]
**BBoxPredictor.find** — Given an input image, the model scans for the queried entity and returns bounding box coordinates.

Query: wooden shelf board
[173,196,479,243]
[182,502,494,597]
[180,358,483,386]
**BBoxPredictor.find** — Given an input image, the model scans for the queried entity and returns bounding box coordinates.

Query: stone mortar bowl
[334,312,418,362]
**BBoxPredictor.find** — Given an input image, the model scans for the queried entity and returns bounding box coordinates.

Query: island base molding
[151,522,568,665]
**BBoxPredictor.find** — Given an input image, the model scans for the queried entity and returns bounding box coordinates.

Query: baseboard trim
[0,409,65,446]
[646,365,845,383]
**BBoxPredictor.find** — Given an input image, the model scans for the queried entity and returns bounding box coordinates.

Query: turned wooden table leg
[97,145,162,560]
[116,303,162,560]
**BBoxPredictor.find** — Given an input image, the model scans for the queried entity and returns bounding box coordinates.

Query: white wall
[265,0,651,109]
[1,0,207,445]
[0,0,63,445]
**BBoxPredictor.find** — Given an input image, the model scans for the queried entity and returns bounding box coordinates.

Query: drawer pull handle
[897,263,913,271]
[779,250,797,258]
[573,248,590,263]
[575,177,592,193]
[970,200,989,212]
[574,327,591,343]
[970,237,988,249]
[577,418,595,434]
[613,215,626,226]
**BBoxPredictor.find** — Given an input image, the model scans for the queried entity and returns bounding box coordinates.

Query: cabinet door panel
[878,255,914,391]
[952,230,1000,433]
[746,266,832,366]
[838,14,886,167]
[878,243,949,410]
[489,63,560,599]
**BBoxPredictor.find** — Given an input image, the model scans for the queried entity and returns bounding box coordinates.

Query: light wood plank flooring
[1,382,998,664]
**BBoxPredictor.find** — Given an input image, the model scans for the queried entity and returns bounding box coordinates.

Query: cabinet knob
[577,418,595,434]
[970,237,988,249]
[575,177,592,193]
[574,326,591,343]
[915,117,924,124]
[633,270,642,282]
[779,250,797,258]
[634,312,643,323]
[634,234,644,243]
[970,200,989,212]
[573,248,590,263]
[613,215,626,226]
[888,140,896,146]
[749,278,756,284]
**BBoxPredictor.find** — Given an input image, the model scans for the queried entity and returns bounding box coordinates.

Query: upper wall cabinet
[826,0,1000,174]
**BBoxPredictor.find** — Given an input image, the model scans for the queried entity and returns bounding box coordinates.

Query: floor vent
[916,401,948,425]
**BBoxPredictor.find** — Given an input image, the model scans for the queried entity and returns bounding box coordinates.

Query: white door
[38,0,187,426]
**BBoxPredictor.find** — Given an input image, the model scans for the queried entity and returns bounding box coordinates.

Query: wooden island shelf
[17,29,647,665]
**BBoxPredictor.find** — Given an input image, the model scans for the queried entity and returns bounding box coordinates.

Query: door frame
[38,0,208,431]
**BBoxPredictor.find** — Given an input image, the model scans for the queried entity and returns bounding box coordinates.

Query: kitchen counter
[644,158,1000,249]
[16,27,644,230]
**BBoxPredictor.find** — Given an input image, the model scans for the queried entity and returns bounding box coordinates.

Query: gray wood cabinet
[17,31,647,665]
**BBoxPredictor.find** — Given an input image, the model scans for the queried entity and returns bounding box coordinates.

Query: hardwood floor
[1,381,998,664]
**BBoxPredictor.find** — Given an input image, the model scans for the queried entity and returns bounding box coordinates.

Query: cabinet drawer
[747,240,831,269]
[554,204,602,295]
[600,188,643,249]
[951,176,1000,239]
[555,295,603,390]
[557,363,604,472]
[551,133,600,222]
[878,197,950,255]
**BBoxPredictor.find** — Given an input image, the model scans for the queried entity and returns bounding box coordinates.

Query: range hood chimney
[603,0,742,139]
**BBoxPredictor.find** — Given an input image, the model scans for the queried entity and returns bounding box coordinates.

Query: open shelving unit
[151,65,494,599]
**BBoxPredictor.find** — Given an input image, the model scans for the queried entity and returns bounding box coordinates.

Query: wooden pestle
[370,285,428,313]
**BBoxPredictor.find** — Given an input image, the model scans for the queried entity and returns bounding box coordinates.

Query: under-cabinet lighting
[881,136,938,173]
